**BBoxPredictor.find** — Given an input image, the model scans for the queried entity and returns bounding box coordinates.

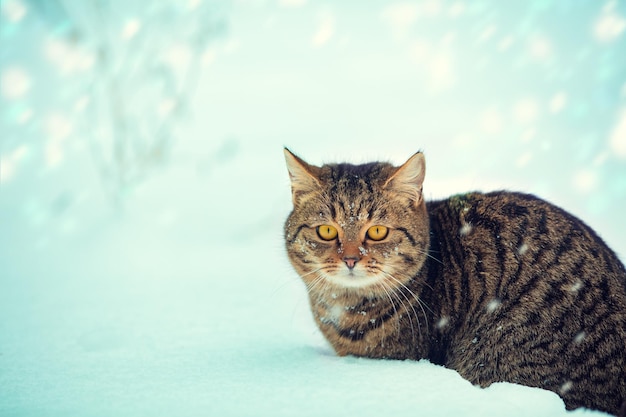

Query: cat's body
[283,149,626,415]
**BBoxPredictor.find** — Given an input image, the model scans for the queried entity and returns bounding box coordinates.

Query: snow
[0,212,587,417]
[1,1,625,416]
[0,151,616,417]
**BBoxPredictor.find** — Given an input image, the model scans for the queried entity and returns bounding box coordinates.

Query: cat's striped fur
[283,149,626,415]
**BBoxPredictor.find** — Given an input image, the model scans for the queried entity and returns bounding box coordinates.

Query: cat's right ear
[284,148,322,205]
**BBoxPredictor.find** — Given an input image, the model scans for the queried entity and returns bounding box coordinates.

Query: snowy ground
[0,151,615,417]
[2,1,625,416]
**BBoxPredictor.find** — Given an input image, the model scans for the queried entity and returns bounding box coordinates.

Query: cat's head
[284,148,430,300]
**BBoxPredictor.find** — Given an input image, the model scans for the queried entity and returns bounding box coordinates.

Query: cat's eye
[367,225,389,241]
[317,225,338,241]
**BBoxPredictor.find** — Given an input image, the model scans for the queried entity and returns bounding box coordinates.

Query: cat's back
[426,191,626,414]
[427,191,626,289]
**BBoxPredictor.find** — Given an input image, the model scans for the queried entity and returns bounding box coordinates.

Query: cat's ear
[384,152,426,205]
[284,148,322,205]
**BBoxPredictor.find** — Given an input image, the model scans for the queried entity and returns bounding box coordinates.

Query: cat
[283,148,626,416]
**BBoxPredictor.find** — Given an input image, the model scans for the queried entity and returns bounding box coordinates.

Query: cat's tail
[619,400,626,417]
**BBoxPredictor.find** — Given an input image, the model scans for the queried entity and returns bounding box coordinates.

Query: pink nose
[343,256,359,269]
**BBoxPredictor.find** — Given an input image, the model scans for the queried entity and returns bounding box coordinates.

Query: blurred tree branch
[25,0,226,204]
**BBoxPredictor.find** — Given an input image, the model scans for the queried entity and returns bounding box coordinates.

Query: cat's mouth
[325,268,383,289]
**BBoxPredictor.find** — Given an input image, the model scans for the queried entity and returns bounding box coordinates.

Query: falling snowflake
[459,222,472,236]
[569,280,584,293]
[573,331,586,345]
[486,299,501,313]
[436,316,449,329]
[517,243,529,256]
[559,380,574,395]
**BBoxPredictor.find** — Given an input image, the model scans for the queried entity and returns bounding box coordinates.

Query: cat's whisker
[377,268,434,313]
[374,281,402,337]
[377,281,407,338]
[273,263,333,297]
[371,283,390,347]
[380,267,436,310]
[381,270,430,334]
[302,265,337,293]
[390,282,422,340]
[378,276,420,341]
[305,273,327,297]
[369,266,414,336]
[300,267,325,279]
[304,273,323,291]
[289,273,326,329]
[269,276,301,298]
[420,248,443,265]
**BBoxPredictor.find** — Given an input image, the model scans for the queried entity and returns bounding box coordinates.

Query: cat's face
[284,149,430,300]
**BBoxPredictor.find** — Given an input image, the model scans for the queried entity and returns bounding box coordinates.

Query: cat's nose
[343,256,359,269]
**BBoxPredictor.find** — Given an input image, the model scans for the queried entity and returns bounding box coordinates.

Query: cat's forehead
[312,162,395,224]
[320,162,394,195]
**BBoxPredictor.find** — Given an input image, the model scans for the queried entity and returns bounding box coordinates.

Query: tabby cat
[283,148,626,415]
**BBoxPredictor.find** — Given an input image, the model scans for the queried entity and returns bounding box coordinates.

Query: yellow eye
[317,225,338,241]
[367,225,389,241]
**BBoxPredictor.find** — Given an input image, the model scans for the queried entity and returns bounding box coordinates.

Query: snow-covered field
[2,1,625,416]
[0,149,616,417]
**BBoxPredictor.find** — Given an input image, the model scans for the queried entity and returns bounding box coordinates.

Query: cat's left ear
[284,148,322,205]
[384,152,426,205]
